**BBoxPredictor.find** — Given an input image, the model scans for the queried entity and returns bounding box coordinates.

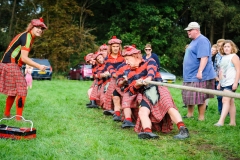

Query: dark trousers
[215,81,222,114]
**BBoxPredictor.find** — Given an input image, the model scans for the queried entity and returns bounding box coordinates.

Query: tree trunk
[222,16,226,39]
[210,22,214,45]
[8,0,16,41]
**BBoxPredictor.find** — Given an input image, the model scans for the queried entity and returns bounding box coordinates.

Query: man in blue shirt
[182,22,216,121]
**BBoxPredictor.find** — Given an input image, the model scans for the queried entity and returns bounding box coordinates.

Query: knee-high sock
[4,96,16,116]
[16,96,26,119]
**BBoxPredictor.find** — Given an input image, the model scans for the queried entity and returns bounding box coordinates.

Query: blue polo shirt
[183,34,216,82]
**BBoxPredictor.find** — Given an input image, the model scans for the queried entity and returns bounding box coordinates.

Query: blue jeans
[215,81,222,113]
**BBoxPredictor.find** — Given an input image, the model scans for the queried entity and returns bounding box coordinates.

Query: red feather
[39,17,44,22]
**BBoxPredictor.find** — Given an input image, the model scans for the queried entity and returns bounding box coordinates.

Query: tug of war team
[0,19,239,139]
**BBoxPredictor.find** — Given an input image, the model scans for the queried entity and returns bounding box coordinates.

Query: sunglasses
[145,49,152,51]
[34,26,45,30]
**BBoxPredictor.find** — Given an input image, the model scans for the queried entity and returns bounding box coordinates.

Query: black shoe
[86,100,91,106]
[121,120,135,128]
[113,114,121,122]
[103,110,114,116]
[173,126,190,140]
[138,132,159,139]
[86,100,99,108]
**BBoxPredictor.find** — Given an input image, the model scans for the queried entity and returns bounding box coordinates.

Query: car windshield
[31,58,51,68]
[159,67,168,73]
[84,65,92,69]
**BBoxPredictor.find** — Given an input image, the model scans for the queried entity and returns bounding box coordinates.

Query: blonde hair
[212,44,217,49]
[217,39,225,44]
[220,40,239,55]
[26,23,34,32]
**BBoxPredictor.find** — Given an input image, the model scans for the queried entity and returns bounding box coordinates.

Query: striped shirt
[125,58,162,95]
[1,31,34,67]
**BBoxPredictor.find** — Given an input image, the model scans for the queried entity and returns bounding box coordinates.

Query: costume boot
[173,126,190,139]
[86,100,92,107]
[86,100,99,108]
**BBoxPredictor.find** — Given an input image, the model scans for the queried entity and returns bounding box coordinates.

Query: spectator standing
[182,22,216,121]
[143,43,160,71]
[214,39,225,114]
[215,40,240,126]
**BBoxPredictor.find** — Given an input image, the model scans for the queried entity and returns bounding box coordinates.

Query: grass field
[0,79,240,160]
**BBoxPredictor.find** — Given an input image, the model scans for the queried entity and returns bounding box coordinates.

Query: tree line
[0,0,239,75]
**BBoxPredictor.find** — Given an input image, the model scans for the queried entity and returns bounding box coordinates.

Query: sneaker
[138,132,159,139]
[113,114,121,122]
[121,120,135,128]
[173,126,190,139]
[103,110,114,116]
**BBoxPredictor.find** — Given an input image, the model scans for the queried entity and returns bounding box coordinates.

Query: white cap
[184,22,200,30]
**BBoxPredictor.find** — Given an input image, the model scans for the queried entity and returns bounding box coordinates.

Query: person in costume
[99,44,108,59]
[0,17,48,120]
[102,36,125,116]
[121,46,190,139]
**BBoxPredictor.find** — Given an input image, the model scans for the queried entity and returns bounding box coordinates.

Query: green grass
[0,79,240,160]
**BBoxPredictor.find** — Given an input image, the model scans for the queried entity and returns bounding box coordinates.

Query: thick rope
[144,80,240,99]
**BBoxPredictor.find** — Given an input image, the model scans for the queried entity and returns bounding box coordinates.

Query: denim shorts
[220,84,238,92]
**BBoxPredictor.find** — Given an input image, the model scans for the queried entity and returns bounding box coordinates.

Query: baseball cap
[184,22,200,31]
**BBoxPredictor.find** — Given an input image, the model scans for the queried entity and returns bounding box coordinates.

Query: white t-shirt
[219,54,237,87]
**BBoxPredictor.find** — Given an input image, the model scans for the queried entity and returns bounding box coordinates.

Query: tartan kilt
[0,63,27,96]
[182,79,215,105]
[134,86,175,133]
[90,81,98,100]
[90,79,96,88]
[99,81,110,108]
[121,92,142,109]
[102,78,115,110]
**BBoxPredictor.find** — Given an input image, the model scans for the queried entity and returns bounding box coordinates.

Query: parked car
[159,67,176,83]
[68,63,93,80]
[31,58,53,80]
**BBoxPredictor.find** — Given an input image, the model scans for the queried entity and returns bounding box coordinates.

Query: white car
[159,67,176,83]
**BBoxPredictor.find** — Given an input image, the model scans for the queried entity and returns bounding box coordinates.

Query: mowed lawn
[0,79,240,160]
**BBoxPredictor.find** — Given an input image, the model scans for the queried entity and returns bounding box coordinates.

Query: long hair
[26,23,34,32]
[220,40,239,55]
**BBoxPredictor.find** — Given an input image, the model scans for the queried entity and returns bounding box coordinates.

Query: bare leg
[112,96,121,112]
[123,108,132,118]
[87,88,93,99]
[168,108,183,124]
[217,92,231,125]
[229,98,236,126]
[198,103,206,121]
[138,107,151,129]
[187,105,194,117]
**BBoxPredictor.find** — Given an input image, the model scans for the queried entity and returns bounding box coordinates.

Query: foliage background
[0,0,240,75]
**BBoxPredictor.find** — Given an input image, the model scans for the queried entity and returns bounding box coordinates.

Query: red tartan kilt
[0,63,27,96]
[102,78,115,110]
[90,83,98,100]
[121,92,142,109]
[134,86,175,133]
[90,79,96,88]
